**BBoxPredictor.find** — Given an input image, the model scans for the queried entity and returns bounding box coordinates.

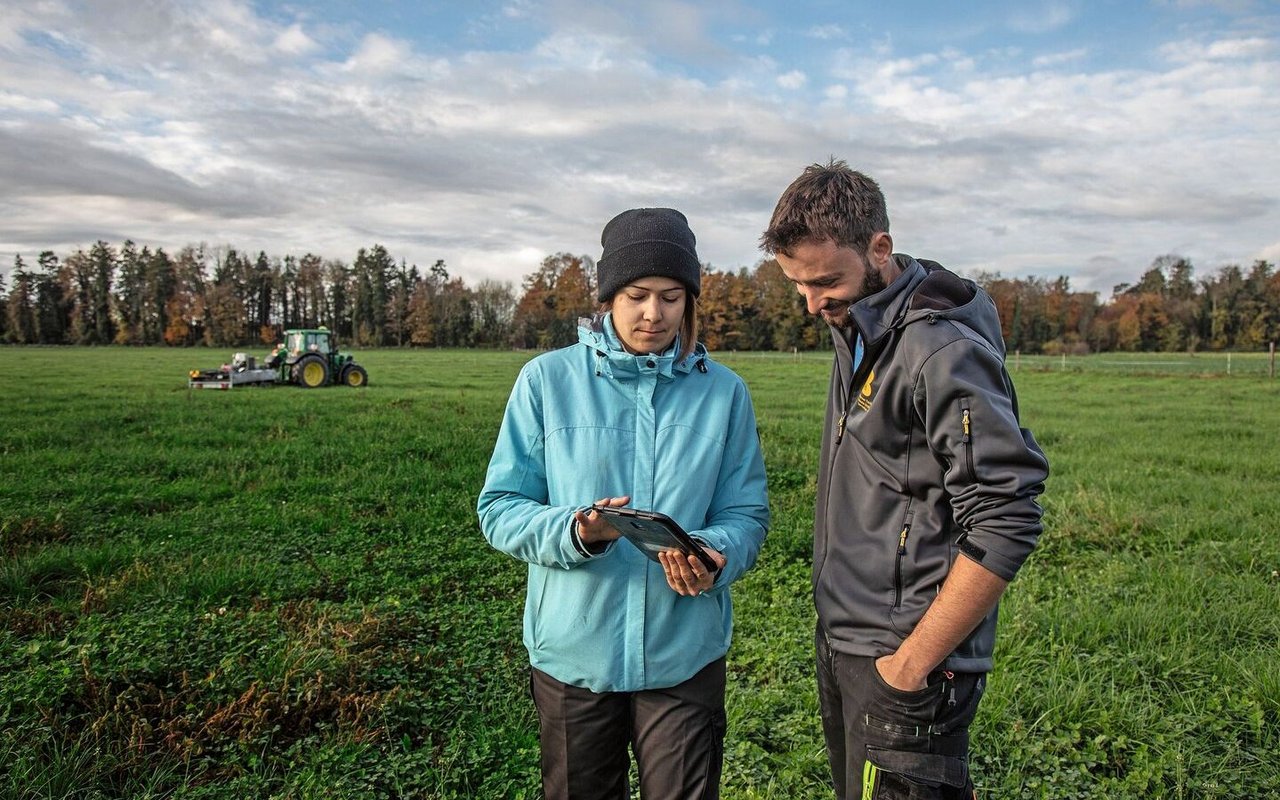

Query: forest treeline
[2,241,1278,353]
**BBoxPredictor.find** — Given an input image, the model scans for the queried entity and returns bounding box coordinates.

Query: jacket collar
[847,255,927,347]
[577,313,707,380]
[845,254,999,352]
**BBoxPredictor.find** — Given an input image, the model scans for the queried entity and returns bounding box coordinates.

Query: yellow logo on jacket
[856,369,875,411]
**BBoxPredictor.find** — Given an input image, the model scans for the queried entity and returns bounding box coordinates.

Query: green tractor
[188,327,369,390]
[269,328,368,388]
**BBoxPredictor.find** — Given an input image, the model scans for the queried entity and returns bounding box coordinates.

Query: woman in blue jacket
[477,207,769,800]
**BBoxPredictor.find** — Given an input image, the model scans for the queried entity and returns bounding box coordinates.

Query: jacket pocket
[525,567,551,651]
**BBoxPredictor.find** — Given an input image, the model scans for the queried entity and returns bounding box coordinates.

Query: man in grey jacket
[760,160,1049,800]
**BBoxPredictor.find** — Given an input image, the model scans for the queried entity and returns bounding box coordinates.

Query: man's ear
[868,232,894,268]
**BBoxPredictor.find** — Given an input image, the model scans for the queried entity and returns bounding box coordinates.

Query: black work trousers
[816,625,984,800]
[530,657,727,800]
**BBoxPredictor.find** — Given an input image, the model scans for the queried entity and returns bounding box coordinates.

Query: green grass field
[1,347,1277,799]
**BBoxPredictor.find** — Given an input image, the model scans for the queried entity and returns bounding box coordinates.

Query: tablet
[591,505,718,573]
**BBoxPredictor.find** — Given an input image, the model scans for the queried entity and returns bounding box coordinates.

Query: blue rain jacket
[477,314,769,692]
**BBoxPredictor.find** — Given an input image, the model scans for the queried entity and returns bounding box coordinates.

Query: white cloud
[0,90,59,113]
[777,69,806,89]
[533,31,627,71]
[1155,0,1261,11]
[1032,47,1089,68]
[274,23,318,56]
[1161,34,1275,63]
[503,0,536,19]
[342,32,413,74]
[1007,2,1075,34]
[807,24,846,40]
[1204,36,1274,59]
[1256,243,1280,268]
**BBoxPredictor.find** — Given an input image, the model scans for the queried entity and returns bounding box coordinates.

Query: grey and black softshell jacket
[815,255,1049,673]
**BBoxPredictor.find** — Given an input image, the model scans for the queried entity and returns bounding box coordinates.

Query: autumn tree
[755,258,820,350]
[513,253,595,349]
[406,279,435,346]
[163,246,208,346]
[697,269,738,351]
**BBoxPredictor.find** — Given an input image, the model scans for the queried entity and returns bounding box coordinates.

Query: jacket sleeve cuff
[956,530,1032,582]
[569,517,610,559]
[690,536,726,590]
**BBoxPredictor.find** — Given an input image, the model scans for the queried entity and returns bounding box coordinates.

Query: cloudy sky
[1,0,1277,295]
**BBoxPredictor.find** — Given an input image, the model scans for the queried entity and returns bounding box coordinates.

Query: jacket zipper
[821,327,877,586]
[835,346,875,446]
[893,521,910,609]
[961,405,975,480]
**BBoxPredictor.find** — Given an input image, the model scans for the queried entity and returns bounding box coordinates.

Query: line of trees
[2,240,1277,353]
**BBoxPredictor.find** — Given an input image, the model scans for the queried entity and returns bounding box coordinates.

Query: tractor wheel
[342,364,368,387]
[294,354,329,388]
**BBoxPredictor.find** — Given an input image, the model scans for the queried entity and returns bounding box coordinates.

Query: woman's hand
[659,547,726,596]
[573,495,631,546]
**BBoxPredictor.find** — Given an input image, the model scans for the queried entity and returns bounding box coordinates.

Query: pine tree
[114,240,145,344]
[5,255,37,343]
[88,241,117,344]
[33,251,68,344]
[145,248,176,345]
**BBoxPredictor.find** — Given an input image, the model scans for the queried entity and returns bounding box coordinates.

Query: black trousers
[816,625,984,800]
[530,658,727,800]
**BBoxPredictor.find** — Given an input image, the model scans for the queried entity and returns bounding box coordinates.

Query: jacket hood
[848,254,1005,356]
[576,313,708,379]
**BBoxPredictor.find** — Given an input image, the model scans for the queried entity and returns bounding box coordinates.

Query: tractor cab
[285,329,332,360]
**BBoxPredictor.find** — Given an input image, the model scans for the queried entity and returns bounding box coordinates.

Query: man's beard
[824,269,888,329]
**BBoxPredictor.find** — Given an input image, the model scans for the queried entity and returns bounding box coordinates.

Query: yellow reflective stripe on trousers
[862,760,878,799]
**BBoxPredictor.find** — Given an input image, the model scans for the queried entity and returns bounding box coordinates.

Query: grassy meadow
[0,346,1277,799]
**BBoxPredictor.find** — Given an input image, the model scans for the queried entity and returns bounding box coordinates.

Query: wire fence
[718,347,1280,378]
[1009,350,1279,378]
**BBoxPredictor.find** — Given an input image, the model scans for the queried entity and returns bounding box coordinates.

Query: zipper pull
[944,670,957,706]
[836,412,847,444]
[897,525,909,555]
[962,408,971,441]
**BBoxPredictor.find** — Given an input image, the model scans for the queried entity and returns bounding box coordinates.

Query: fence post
[1227,352,1232,376]
[1271,341,1275,379]
[1061,353,1066,371]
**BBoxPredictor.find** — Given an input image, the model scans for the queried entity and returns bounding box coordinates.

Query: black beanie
[596,208,702,301]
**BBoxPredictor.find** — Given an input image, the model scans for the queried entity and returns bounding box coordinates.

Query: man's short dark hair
[759,158,890,257]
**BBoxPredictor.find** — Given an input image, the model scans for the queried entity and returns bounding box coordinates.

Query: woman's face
[610,276,687,355]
